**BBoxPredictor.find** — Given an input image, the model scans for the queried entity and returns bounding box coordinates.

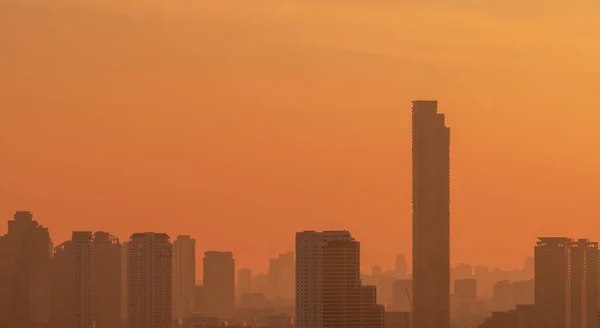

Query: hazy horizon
[2,0,600,274]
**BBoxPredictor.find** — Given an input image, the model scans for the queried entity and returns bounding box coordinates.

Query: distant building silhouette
[203,251,235,318]
[237,268,252,303]
[0,211,52,328]
[478,304,535,328]
[511,280,533,307]
[268,252,295,302]
[411,100,450,328]
[394,255,408,279]
[127,232,173,328]
[173,235,196,320]
[295,230,384,328]
[268,314,293,328]
[492,280,512,312]
[453,278,476,323]
[49,231,94,328]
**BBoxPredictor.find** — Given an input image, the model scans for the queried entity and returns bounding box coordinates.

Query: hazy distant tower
[411,100,450,328]
[127,233,173,328]
[203,251,235,318]
[394,254,408,279]
[173,235,196,320]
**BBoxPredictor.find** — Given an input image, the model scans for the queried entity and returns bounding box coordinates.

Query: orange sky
[2,0,600,274]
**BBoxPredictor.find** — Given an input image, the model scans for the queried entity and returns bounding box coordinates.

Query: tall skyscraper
[535,237,571,328]
[173,235,196,320]
[237,268,253,302]
[0,211,52,328]
[203,251,235,318]
[92,231,121,328]
[295,230,384,328]
[411,100,450,328]
[127,233,173,328]
[268,251,295,302]
[121,241,129,326]
[50,231,94,328]
[453,278,476,321]
[394,254,408,279]
[569,239,598,328]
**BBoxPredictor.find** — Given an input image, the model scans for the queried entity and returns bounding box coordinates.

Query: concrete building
[50,231,94,328]
[295,230,384,328]
[454,278,476,321]
[0,211,52,327]
[92,231,121,328]
[203,251,235,318]
[411,100,451,328]
[268,251,295,302]
[237,268,252,303]
[173,235,196,320]
[127,232,173,328]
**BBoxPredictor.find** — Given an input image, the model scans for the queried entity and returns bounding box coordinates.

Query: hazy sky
[2,0,600,274]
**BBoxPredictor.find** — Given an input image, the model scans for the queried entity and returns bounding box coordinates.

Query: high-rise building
[92,231,121,328]
[394,255,408,279]
[492,280,513,312]
[511,280,533,306]
[411,100,451,328]
[0,211,52,328]
[454,279,476,321]
[203,251,235,318]
[295,230,384,328]
[50,231,94,328]
[121,242,129,326]
[173,235,196,320]
[237,268,252,302]
[127,232,173,328]
[535,237,571,328]
[268,251,295,302]
[569,239,598,328]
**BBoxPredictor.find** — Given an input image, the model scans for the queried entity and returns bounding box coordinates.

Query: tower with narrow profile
[173,235,196,320]
[411,100,450,328]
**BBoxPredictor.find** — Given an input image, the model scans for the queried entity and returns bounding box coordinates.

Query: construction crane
[405,287,413,311]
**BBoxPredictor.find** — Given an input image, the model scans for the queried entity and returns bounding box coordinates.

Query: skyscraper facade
[0,211,52,328]
[535,237,571,328]
[127,232,173,328]
[411,100,451,328]
[569,239,598,328]
[92,231,121,328]
[173,235,196,320]
[203,251,235,318]
[295,230,384,328]
[268,251,295,302]
[50,231,94,328]
[237,268,253,302]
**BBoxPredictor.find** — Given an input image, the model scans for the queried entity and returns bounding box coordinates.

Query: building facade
[173,235,196,320]
[411,100,451,328]
[202,251,235,318]
[127,232,173,328]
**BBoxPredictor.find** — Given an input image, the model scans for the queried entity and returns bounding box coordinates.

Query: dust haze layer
[1,0,600,274]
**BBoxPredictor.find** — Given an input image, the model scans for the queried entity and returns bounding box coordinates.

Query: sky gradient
[2,0,600,274]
